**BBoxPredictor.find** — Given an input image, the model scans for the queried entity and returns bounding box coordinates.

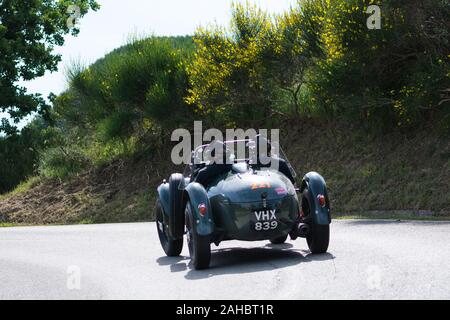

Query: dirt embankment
[0,151,177,225]
[0,120,449,224]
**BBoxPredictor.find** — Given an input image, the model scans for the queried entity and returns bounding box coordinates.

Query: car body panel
[184,182,215,236]
[157,182,170,220]
[209,193,299,241]
[301,172,331,225]
[202,165,300,241]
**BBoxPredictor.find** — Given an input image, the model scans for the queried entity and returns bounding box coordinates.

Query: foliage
[38,144,90,179]
[301,0,450,129]
[54,36,194,142]
[3,1,449,196]
[0,116,54,193]
[0,0,99,135]
[186,1,328,124]
[187,0,450,129]
[186,3,310,125]
[48,37,193,167]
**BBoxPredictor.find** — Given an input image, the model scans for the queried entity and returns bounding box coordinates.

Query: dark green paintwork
[204,166,300,241]
[301,172,331,225]
[209,194,299,241]
[184,182,215,236]
[157,164,330,242]
[157,183,170,219]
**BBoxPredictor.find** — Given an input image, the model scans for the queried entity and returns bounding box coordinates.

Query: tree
[302,0,450,128]
[0,116,55,193]
[0,0,99,135]
[186,3,276,125]
[186,2,322,124]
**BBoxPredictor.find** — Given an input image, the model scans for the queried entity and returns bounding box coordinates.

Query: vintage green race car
[155,137,331,269]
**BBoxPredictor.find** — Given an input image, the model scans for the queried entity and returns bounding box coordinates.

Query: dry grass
[281,120,449,215]
[0,149,178,224]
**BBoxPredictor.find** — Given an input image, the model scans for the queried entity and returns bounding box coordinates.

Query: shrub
[38,145,90,179]
[50,36,194,165]
[303,0,450,130]
[0,116,57,194]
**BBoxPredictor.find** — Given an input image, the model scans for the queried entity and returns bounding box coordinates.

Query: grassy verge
[76,192,154,224]
[334,212,450,221]
[0,176,41,201]
[0,223,21,228]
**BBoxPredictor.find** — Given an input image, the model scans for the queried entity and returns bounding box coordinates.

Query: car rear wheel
[302,188,330,254]
[168,173,185,239]
[185,201,211,270]
[156,198,183,256]
[270,235,288,244]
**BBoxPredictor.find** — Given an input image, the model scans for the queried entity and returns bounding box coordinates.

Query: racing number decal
[251,182,271,190]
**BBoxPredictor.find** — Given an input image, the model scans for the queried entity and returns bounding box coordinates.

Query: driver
[193,140,233,186]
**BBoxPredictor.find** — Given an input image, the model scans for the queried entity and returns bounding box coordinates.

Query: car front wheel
[156,198,183,256]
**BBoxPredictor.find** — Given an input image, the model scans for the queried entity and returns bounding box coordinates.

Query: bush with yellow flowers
[188,0,449,131]
[304,0,450,131]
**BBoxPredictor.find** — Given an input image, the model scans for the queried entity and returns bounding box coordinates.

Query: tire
[185,201,211,269]
[302,188,330,254]
[168,173,185,239]
[156,198,183,256]
[270,235,288,244]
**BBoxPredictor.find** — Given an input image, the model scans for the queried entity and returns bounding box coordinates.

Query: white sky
[3,0,297,129]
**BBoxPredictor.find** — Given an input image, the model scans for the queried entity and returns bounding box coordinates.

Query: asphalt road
[0,220,449,299]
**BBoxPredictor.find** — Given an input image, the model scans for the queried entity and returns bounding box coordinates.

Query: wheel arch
[184,182,215,236]
[157,182,170,218]
[300,171,331,225]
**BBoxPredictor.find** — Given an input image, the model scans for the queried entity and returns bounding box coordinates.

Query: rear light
[317,194,326,207]
[198,203,207,216]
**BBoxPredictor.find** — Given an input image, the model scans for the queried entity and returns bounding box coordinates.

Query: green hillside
[1,1,449,224]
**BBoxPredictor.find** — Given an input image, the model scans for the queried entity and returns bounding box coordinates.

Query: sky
[3,0,297,129]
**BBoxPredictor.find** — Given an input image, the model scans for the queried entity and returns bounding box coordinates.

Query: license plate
[250,209,278,231]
